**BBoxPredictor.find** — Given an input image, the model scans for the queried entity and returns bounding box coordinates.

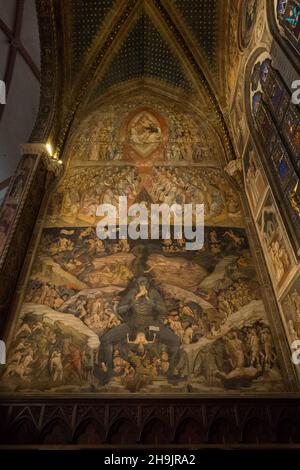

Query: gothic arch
[46,2,236,163]
[174,417,205,444]
[30,0,62,145]
[266,0,300,74]
[242,417,272,443]
[244,48,300,255]
[74,418,106,444]
[207,417,238,444]
[6,418,39,445]
[108,418,138,445]
[41,418,72,445]
[141,418,171,444]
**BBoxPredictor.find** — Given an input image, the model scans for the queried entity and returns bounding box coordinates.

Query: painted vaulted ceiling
[60,0,225,103]
[71,0,116,77]
[70,0,220,83]
[50,0,233,158]
[93,14,194,96]
[173,0,219,71]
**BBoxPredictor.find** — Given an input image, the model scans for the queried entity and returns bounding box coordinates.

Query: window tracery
[277,0,300,54]
[251,58,300,250]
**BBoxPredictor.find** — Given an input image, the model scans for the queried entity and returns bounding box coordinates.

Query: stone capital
[20,142,63,177]
[224,159,243,188]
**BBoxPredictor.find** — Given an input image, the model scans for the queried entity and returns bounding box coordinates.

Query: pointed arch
[244,48,300,255]
[267,0,300,74]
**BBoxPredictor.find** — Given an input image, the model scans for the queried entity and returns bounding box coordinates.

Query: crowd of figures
[0,225,283,393]
[46,165,242,229]
[70,101,217,165]
[47,167,141,225]
[193,321,276,388]
[2,306,278,392]
[150,167,241,223]
[3,316,95,385]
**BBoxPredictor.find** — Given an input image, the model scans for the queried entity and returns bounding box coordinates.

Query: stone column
[0,144,62,334]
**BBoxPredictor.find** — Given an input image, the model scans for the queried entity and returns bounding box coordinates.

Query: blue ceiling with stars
[68,1,220,96]
[93,14,194,96]
[173,0,218,71]
[71,0,116,76]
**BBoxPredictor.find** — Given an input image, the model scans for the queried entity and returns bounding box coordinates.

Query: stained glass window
[253,59,300,170]
[277,0,300,54]
[251,58,300,245]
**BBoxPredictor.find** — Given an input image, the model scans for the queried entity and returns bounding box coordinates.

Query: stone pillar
[0,144,62,334]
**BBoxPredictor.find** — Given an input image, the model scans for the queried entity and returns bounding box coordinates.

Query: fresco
[0,103,285,395]
[257,191,296,294]
[243,142,268,217]
[47,165,242,229]
[230,78,249,156]
[47,166,141,226]
[127,110,163,157]
[70,100,218,165]
[0,225,284,394]
[281,272,300,345]
[280,271,300,380]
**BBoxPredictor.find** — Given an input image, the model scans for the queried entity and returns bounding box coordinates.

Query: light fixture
[46,143,53,156]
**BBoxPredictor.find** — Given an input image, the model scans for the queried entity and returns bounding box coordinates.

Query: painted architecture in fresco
[243,141,268,217]
[281,274,300,343]
[0,0,300,402]
[1,0,300,449]
[0,100,285,395]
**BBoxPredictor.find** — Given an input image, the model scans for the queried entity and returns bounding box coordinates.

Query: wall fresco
[1,226,284,394]
[47,165,242,228]
[70,100,218,165]
[243,142,268,217]
[0,103,285,395]
[281,272,300,343]
[256,191,296,294]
